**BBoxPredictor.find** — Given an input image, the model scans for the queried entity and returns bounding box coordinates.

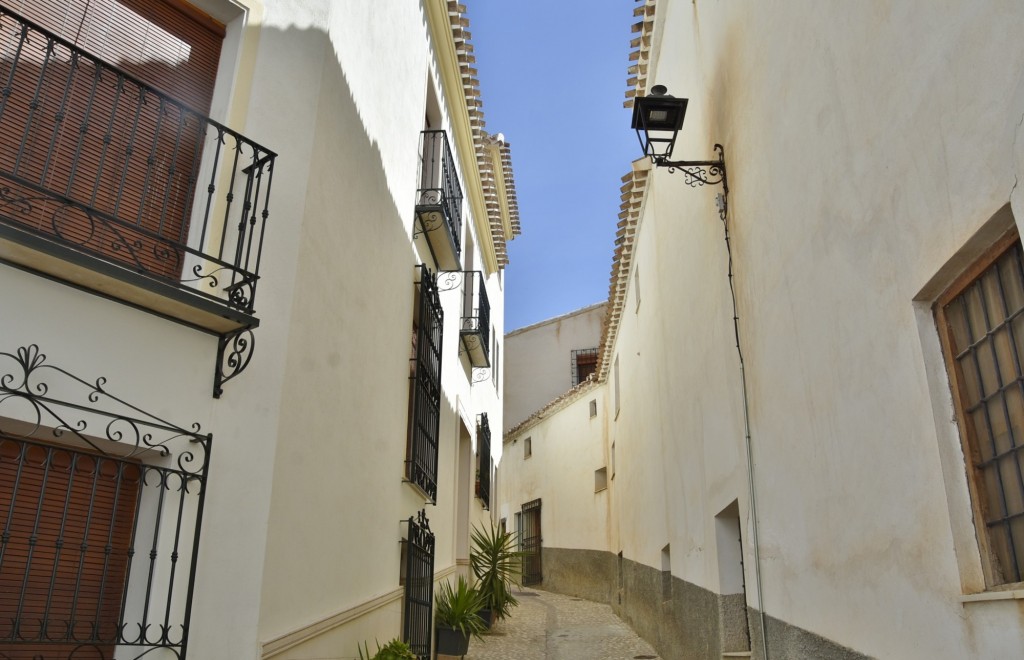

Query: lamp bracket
[654,143,728,190]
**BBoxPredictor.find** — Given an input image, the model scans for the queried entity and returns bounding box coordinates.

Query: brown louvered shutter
[0,437,141,658]
[0,0,224,279]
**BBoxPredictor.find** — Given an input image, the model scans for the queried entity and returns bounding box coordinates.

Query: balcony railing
[415,130,462,270]
[437,270,490,368]
[0,9,275,331]
[477,413,491,510]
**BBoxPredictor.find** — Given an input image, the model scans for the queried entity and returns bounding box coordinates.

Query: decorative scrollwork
[213,328,255,399]
[0,344,208,470]
[472,367,490,384]
[435,270,464,292]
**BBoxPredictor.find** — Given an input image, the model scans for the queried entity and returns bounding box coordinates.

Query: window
[936,231,1024,586]
[661,544,672,600]
[477,414,492,509]
[407,265,444,502]
[595,467,608,492]
[524,436,532,459]
[590,399,598,418]
[571,348,599,386]
[611,442,616,478]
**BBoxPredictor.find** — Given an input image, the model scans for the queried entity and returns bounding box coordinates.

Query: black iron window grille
[476,413,491,510]
[937,234,1024,586]
[521,498,542,586]
[407,265,443,502]
[0,345,211,659]
[402,510,434,660]
[437,270,490,369]
[571,348,599,387]
[414,130,462,270]
[0,8,276,318]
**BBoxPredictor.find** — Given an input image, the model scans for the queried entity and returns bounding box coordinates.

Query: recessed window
[936,230,1024,586]
[589,399,598,418]
[595,467,608,492]
[524,436,532,459]
[571,348,599,386]
[635,267,642,312]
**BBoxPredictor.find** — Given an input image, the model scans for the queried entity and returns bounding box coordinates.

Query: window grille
[407,265,443,502]
[402,510,435,660]
[571,348,599,387]
[937,233,1024,585]
[477,414,491,509]
[0,345,210,659]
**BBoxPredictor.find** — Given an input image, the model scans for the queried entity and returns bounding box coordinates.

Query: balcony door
[0,0,224,279]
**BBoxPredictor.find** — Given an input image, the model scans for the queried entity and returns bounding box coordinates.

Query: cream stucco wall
[499,1,1024,658]
[0,1,510,658]
[503,302,605,430]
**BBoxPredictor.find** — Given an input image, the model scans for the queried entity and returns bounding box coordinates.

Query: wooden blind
[0,437,141,658]
[0,0,224,280]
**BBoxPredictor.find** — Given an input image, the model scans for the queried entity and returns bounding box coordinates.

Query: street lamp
[631,85,727,199]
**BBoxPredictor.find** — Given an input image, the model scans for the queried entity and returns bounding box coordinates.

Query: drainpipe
[719,195,769,660]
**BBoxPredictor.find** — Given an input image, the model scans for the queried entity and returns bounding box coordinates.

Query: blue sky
[469,2,640,331]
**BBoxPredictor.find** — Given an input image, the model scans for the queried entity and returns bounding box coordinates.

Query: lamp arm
[652,144,728,192]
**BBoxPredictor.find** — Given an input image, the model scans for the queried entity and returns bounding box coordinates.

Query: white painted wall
[0,1,511,658]
[500,1,1024,658]
[503,303,605,430]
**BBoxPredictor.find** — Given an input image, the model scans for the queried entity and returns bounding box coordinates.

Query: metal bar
[140,470,169,637]
[179,435,212,660]
[64,59,102,198]
[156,105,188,236]
[112,86,148,219]
[959,292,1020,577]
[137,96,169,227]
[178,112,207,245]
[40,48,80,185]
[67,452,102,642]
[163,470,190,635]
[41,448,78,641]
[0,22,29,124]
[13,35,56,176]
[14,444,54,640]
[88,73,126,208]
[93,457,129,642]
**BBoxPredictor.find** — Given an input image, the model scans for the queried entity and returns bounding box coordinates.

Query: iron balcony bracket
[472,367,490,384]
[653,144,729,221]
[213,327,256,398]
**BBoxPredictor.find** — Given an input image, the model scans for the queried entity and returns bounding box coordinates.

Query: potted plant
[469,522,524,625]
[356,638,417,660]
[434,576,487,656]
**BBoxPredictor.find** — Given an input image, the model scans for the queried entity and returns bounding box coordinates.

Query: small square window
[571,348,599,387]
[595,467,608,492]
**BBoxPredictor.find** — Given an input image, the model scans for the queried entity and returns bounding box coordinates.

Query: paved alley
[458,588,661,660]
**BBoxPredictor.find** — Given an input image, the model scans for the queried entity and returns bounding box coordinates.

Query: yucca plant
[435,576,487,655]
[469,522,524,621]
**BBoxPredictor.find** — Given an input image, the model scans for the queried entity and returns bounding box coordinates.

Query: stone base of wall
[533,547,871,660]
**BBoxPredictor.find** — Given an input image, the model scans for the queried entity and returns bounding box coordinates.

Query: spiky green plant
[434,575,487,640]
[469,522,525,620]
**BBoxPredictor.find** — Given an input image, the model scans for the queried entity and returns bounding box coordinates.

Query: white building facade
[0,1,517,658]
[499,1,1024,659]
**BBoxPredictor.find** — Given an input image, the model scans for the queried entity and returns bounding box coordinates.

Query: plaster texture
[504,303,605,430]
[0,1,512,658]
[498,1,1024,658]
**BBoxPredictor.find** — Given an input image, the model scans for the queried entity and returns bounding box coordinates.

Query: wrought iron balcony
[477,413,491,510]
[438,270,490,368]
[0,8,276,335]
[414,130,462,270]
[407,265,443,502]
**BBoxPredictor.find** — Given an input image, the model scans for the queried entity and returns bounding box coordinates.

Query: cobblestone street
[453,588,661,660]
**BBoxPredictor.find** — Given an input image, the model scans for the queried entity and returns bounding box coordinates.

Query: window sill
[960,589,1024,604]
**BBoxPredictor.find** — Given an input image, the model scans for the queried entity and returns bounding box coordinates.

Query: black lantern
[630,85,727,206]
[631,84,687,160]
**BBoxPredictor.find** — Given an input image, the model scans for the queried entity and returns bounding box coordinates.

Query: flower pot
[435,625,471,656]
[476,608,493,629]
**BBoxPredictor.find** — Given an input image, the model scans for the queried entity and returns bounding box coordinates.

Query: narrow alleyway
[457,588,661,660]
